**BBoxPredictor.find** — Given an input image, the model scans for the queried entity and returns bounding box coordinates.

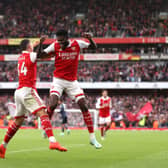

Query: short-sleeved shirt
[44,40,89,81]
[18,51,37,89]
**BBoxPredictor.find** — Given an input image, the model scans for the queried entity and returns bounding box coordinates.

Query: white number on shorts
[19,62,28,76]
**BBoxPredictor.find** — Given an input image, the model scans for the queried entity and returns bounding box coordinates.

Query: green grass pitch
[0,129,168,168]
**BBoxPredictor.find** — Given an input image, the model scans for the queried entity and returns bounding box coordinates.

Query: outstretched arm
[83,32,97,50]
[36,36,54,59]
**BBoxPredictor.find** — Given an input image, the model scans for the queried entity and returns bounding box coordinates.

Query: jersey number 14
[18,62,28,76]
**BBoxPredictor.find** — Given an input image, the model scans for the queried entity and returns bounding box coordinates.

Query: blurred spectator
[0,61,167,82]
[0,93,167,127]
[0,0,167,38]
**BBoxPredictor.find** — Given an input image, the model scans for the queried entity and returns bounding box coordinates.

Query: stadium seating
[0,94,167,127]
[0,61,167,82]
[0,0,167,38]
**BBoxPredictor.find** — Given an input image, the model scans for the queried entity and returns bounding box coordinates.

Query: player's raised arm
[83,32,97,50]
[76,32,97,50]
[36,36,55,59]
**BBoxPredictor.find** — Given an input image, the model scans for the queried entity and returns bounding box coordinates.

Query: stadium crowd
[0,93,167,127]
[0,61,167,82]
[0,0,167,38]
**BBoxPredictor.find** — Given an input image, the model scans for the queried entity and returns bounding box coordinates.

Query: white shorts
[50,77,85,102]
[14,87,46,118]
[99,116,111,125]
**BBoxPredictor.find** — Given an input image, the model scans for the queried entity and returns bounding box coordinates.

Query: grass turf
[0,129,168,168]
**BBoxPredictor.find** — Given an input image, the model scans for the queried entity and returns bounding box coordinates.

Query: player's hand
[33,41,40,47]
[82,32,93,40]
[40,35,48,43]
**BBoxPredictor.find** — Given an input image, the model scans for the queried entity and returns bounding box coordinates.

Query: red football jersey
[44,40,89,81]
[96,96,112,117]
[17,51,37,89]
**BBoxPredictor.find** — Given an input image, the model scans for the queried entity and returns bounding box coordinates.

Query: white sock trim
[2,141,7,148]
[90,133,95,140]
[49,136,56,143]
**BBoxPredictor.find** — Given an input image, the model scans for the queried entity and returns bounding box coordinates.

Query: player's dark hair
[102,89,107,93]
[56,29,68,37]
[20,39,30,51]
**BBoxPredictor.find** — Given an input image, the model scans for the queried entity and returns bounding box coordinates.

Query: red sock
[47,106,54,119]
[100,127,104,137]
[40,115,54,137]
[4,122,20,144]
[82,111,94,133]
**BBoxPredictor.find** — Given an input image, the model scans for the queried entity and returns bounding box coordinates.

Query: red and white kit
[44,39,89,102]
[96,96,112,125]
[15,51,46,118]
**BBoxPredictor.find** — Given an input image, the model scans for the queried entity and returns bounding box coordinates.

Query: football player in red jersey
[38,30,102,149]
[0,37,67,159]
[96,90,112,140]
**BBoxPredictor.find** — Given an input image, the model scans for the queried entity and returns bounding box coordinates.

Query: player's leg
[63,116,70,135]
[35,109,67,151]
[42,94,59,138]
[0,117,24,159]
[77,98,94,133]
[101,126,105,136]
[105,116,112,132]
[65,124,70,135]
[100,126,105,140]
[66,80,102,148]
[47,94,59,119]
[77,98,102,148]
[0,89,25,159]
[99,117,106,140]
[25,88,67,151]
[105,122,111,132]
[60,123,65,136]
[47,78,64,119]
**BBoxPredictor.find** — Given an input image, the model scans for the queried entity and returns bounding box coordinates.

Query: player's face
[57,36,69,49]
[150,99,155,105]
[27,42,33,52]
[102,90,108,97]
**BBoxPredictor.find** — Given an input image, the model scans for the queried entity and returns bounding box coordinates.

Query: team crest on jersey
[71,46,76,51]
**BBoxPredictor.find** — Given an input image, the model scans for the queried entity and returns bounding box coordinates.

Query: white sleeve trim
[44,42,55,54]
[30,52,37,63]
[76,40,90,49]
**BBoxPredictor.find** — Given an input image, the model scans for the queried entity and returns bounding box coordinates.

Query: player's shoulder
[99,96,104,101]
[108,96,111,100]
[18,51,30,60]
[100,96,111,100]
[70,39,80,46]
[21,51,30,56]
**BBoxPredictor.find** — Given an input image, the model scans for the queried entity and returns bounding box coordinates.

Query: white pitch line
[8,144,86,154]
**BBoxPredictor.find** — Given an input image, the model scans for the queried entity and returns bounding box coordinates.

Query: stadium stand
[0,0,167,38]
[0,61,167,82]
[0,93,167,127]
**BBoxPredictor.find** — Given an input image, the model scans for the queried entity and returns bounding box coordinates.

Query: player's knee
[35,109,47,117]
[14,117,24,126]
[49,103,58,111]
[49,95,59,111]
[77,98,88,112]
